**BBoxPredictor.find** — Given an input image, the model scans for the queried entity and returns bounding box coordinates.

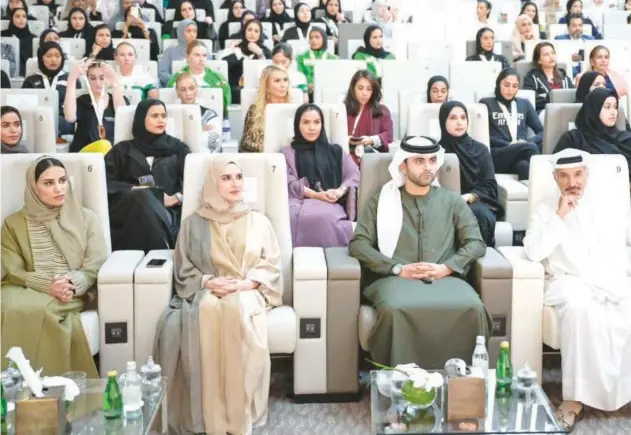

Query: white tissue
[6,347,44,398]
[41,377,80,402]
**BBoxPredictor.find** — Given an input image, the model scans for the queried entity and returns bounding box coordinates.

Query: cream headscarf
[376,137,445,258]
[196,156,251,224]
[512,14,538,60]
[24,156,87,270]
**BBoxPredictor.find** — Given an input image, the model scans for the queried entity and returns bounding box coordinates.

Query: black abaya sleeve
[470,148,504,216]
[105,143,136,193]
[552,130,578,154]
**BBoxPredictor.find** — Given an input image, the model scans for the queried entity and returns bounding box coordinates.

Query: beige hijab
[24,157,87,270]
[512,14,538,59]
[196,156,251,224]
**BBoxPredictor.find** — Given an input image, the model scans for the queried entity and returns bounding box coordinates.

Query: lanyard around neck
[297,24,312,42]
[81,74,108,134]
[39,71,63,90]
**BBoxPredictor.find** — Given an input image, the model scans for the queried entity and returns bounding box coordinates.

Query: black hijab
[291,104,343,191]
[227,0,244,22]
[6,7,32,39]
[439,101,502,212]
[39,28,59,46]
[575,88,630,147]
[131,99,188,157]
[174,0,195,21]
[92,24,115,60]
[323,0,341,20]
[37,42,65,79]
[575,71,604,103]
[426,75,449,103]
[354,25,389,59]
[65,7,94,39]
[268,0,292,24]
[475,27,496,60]
[309,27,328,52]
[294,2,312,34]
[239,20,265,56]
[494,68,520,105]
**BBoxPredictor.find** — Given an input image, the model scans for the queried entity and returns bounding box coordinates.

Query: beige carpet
[254,356,631,435]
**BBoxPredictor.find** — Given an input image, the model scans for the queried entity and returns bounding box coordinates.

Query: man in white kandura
[523,148,631,431]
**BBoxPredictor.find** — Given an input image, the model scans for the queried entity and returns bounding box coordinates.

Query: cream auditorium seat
[381,60,449,139]
[162,38,214,54]
[342,153,516,375]
[1,89,59,130]
[242,59,273,88]
[114,104,206,153]
[112,39,151,62]
[313,60,366,104]
[263,103,350,153]
[498,154,631,380]
[408,103,525,241]
[158,88,224,121]
[171,60,228,79]
[10,107,57,153]
[550,89,577,104]
[0,19,45,37]
[0,154,145,376]
[321,88,348,104]
[239,88,304,127]
[141,153,360,399]
[450,61,502,104]
[543,103,627,154]
[1,36,20,75]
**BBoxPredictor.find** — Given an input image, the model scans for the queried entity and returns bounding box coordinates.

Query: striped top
[25,218,88,296]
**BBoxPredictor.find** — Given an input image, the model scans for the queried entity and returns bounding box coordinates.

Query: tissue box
[15,386,68,435]
[446,377,485,421]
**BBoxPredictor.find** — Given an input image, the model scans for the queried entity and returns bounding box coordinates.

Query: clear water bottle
[471,335,489,379]
[119,361,143,418]
[140,356,162,396]
[222,118,231,142]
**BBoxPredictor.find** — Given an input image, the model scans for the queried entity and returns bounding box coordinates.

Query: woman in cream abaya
[153,156,282,435]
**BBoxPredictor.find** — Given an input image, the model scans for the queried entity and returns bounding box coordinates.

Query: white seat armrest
[293,247,327,280]
[497,246,545,280]
[497,178,529,202]
[494,221,513,248]
[97,250,145,283]
[134,250,174,367]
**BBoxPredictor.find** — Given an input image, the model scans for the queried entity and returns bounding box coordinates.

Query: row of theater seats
[3,151,629,396]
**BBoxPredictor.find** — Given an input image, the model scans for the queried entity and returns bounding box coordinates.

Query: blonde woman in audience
[64,59,129,153]
[296,27,338,101]
[168,40,231,117]
[0,106,27,154]
[1,157,108,377]
[154,156,282,435]
[114,41,158,100]
[175,72,222,153]
[512,14,539,62]
[272,43,308,99]
[352,25,395,80]
[239,65,292,153]
[344,70,393,165]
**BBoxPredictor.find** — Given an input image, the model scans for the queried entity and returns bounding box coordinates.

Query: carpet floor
[254,355,631,435]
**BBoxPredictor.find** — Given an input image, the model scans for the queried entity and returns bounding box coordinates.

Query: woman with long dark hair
[523,42,573,113]
[343,70,393,165]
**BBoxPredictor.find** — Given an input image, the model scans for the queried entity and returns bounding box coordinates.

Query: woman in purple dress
[280,104,360,247]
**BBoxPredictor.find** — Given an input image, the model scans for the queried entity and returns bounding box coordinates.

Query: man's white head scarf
[377,136,445,258]
[551,148,591,171]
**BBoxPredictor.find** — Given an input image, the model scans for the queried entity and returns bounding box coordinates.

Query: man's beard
[407,172,436,188]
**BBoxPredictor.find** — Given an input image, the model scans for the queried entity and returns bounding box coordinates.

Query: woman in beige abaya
[153,156,283,435]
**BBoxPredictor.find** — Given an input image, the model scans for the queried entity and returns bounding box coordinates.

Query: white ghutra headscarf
[376,136,445,258]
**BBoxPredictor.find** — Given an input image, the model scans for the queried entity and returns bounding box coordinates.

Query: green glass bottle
[103,370,123,420]
[496,341,513,394]
[1,382,7,433]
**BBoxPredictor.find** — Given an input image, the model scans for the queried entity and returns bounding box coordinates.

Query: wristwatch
[175,192,183,204]
[391,264,403,276]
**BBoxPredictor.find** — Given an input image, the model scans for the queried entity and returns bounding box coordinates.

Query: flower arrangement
[370,360,444,407]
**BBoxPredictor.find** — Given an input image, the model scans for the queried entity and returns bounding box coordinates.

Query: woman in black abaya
[439,101,504,246]
[554,87,631,183]
[105,99,191,252]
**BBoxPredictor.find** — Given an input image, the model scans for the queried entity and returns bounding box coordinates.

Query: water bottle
[119,361,143,418]
[471,335,489,379]
[222,118,232,142]
[140,356,162,396]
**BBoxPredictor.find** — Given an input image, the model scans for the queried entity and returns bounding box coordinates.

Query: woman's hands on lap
[206,277,260,297]
[50,277,75,303]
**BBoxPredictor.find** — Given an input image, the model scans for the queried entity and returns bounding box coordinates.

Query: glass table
[371,370,567,434]
[4,377,167,434]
